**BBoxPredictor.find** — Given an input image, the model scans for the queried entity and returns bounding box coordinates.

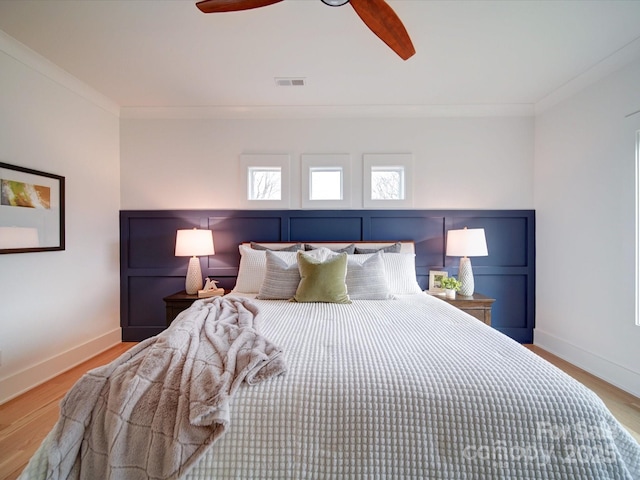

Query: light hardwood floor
[0,343,136,480]
[0,343,638,479]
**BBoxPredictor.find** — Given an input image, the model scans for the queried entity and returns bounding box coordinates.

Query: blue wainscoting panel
[204,214,284,278]
[474,274,529,342]
[448,215,528,267]
[128,217,189,269]
[120,209,535,343]
[290,215,363,241]
[370,214,445,271]
[126,276,185,338]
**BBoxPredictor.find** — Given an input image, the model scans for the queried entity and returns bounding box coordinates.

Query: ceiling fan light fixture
[196,0,414,60]
[321,0,350,6]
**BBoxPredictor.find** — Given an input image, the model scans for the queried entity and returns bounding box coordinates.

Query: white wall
[534,58,640,397]
[120,116,534,210]
[0,35,121,403]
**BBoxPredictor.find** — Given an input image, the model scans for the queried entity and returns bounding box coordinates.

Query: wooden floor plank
[0,342,638,479]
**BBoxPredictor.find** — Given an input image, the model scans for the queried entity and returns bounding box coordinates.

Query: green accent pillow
[293,251,351,304]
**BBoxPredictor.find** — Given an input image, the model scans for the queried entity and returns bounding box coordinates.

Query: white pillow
[234,244,328,294]
[257,250,300,300]
[345,252,392,300]
[381,253,422,295]
[302,246,335,262]
[234,245,298,293]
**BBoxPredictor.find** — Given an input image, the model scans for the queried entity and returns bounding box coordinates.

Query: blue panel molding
[120,209,535,342]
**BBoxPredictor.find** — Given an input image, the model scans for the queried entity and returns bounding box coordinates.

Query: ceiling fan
[195,0,415,60]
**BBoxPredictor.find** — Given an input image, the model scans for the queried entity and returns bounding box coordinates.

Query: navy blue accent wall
[120,210,535,343]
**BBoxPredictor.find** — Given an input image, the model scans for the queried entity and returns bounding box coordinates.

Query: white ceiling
[1,0,640,116]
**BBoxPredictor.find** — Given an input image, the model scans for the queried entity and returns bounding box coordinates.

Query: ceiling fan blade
[196,0,283,13]
[349,0,415,60]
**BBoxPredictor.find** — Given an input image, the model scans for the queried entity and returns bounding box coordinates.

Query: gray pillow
[305,243,356,254]
[354,242,402,254]
[251,242,302,252]
[256,250,301,299]
[346,252,392,300]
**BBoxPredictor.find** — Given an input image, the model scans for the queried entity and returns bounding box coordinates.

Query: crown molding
[535,35,640,114]
[0,30,120,116]
[120,103,534,120]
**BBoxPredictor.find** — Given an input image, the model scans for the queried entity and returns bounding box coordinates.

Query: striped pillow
[234,245,298,293]
[256,250,301,300]
[345,252,392,300]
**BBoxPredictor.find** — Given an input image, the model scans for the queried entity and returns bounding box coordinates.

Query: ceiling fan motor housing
[321,0,350,6]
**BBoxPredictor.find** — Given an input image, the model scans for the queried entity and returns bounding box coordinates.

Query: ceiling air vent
[275,77,306,87]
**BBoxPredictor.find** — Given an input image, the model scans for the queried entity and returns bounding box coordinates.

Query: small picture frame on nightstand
[428,270,448,293]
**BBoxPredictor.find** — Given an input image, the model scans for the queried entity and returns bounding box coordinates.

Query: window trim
[363,153,413,208]
[636,130,640,326]
[240,154,290,208]
[301,154,351,209]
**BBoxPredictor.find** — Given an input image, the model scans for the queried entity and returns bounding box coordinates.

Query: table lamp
[445,227,488,296]
[175,228,215,294]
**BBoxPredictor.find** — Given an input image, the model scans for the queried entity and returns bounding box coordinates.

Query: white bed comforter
[186,293,640,479]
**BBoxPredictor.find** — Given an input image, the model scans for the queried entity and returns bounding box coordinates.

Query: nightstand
[163,290,226,327]
[427,292,495,326]
[163,291,200,326]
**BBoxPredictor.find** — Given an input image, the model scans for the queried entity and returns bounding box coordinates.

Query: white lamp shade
[446,228,488,257]
[175,229,215,257]
[0,227,40,249]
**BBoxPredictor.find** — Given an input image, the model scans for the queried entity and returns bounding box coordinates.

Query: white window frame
[363,153,413,208]
[240,154,290,208]
[301,154,351,209]
[636,130,640,326]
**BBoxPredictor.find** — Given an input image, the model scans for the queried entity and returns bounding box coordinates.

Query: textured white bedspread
[186,293,640,479]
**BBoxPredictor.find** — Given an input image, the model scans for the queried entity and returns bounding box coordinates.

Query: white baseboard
[534,329,640,398]
[0,328,121,405]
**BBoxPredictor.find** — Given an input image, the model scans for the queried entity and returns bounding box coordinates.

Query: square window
[249,167,281,200]
[363,153,413,208]
[310,167,342,200]
[371,166,405,200]
[302,154,351,208]
[241,154,290,208]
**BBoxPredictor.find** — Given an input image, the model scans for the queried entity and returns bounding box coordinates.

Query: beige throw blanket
[20,296,286,480]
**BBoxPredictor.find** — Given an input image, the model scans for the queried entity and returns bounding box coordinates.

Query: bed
[22,242,640,479]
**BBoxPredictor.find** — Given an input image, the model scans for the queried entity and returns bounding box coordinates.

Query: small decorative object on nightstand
[427,291,495,326]
[198,278,224,298]
[440,276,462,299]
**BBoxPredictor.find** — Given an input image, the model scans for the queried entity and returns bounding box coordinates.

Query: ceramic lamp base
[185,256,204,294]
[458,257,475,296]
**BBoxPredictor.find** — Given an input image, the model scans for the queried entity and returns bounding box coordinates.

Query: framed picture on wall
[428,270,448,293]
[0,162,65,254]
